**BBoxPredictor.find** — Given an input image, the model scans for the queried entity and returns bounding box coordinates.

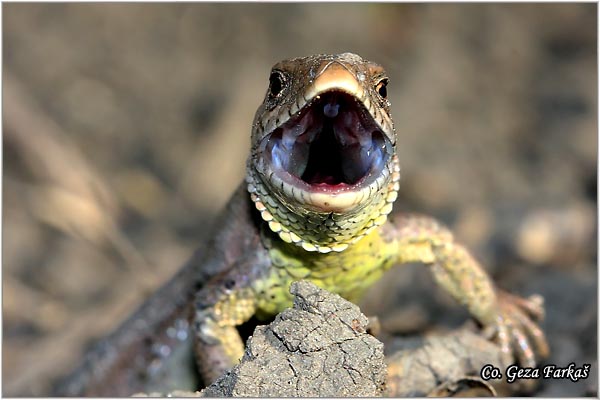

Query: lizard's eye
[375,78,388,99]
[268,71,286,98]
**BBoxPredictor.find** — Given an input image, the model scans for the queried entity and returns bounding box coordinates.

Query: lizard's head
[247,53,400,253]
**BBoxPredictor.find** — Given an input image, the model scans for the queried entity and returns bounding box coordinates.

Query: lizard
[56,52,549,395]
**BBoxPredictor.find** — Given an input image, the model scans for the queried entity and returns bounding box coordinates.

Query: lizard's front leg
[383,213,549,368]
[194,273,257,384]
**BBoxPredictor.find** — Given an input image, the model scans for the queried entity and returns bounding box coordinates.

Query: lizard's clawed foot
[483,290,550,371]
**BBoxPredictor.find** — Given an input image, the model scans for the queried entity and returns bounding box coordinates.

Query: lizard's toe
[488,290,549,371]
[501,291,545,322]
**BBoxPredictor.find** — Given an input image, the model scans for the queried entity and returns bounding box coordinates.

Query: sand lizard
[193,52,549,383]
[58,52,549,395]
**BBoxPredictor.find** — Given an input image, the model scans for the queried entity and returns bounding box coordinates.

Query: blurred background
[3,3,597,396]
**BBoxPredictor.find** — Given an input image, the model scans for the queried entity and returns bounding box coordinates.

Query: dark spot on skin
[271,294,276,300]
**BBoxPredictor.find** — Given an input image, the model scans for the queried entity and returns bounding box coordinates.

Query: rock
[201,281,386,397]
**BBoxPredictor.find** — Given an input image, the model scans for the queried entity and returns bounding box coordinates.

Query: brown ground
[3,3,597,396]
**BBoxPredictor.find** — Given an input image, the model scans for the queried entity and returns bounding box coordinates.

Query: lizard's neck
[246,154,400,254]
[257,218,398,304]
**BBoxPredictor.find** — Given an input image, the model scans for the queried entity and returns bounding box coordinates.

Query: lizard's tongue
[267,91,388,189]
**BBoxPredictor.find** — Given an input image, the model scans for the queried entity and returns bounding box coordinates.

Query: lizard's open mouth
[260,91,393,197]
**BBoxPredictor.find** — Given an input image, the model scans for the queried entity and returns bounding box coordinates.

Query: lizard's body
[56,53,548,396]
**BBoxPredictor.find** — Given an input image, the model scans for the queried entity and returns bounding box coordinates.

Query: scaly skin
[193,53,549,385]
